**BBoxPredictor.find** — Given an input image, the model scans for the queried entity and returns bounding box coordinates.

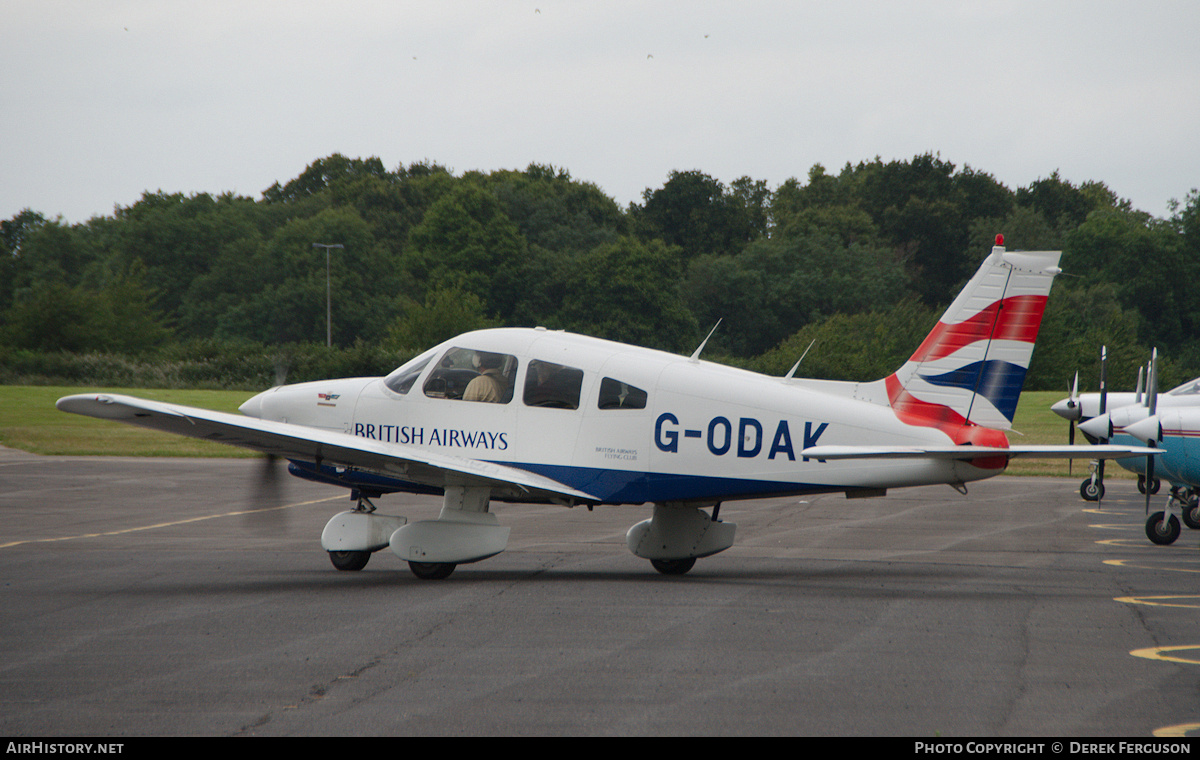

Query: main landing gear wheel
[408,561,456,580]
[1138,475,1161,495]
[328,550,370,571]
[1080,479,1104,501]
[650,557,696,575]
[1183,502,1200,530]
[1145,511,1181,545]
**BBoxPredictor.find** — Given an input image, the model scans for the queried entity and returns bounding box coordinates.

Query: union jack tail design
[886,242,1062,434]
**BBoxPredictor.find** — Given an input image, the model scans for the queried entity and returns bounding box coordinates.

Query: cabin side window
[524,359,585,409]
[597,377,648,410]
[423,347,518,404]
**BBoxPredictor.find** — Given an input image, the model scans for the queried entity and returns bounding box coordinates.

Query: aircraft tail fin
[885,237,1062,432]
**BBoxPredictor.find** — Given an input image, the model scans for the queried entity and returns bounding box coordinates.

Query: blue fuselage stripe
[287,459,834,504]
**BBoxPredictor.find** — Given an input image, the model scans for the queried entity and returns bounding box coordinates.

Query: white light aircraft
[1052,354,1200,500]
[1052,371,1200,433]
[1076,351,1200,544]
[57,236,1155,579]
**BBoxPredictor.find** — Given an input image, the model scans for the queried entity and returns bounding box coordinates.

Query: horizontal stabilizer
[801,444,1163,461]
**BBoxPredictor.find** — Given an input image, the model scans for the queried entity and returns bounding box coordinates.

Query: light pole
[312,243,344,346]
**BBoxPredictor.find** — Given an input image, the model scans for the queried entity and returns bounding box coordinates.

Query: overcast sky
[4,1,1198,225]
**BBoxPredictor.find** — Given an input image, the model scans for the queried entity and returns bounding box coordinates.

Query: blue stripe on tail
[918,360,1028,423]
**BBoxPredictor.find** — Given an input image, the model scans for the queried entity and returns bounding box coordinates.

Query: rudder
[886,238,1062,432]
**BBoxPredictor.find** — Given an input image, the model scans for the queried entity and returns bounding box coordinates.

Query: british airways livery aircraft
[57,237,1152,578]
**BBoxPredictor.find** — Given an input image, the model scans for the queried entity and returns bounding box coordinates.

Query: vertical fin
[885,240,1062,432]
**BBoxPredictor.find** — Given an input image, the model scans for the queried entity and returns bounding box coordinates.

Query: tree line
[2,152,1197,391]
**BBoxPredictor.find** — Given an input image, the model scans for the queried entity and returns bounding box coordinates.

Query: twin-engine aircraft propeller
[1074,347,1110,501]
[1122,350,1182,544]
[1077,348,1183,544]
[1066,348,1164,502]
[1062,371,1079,473]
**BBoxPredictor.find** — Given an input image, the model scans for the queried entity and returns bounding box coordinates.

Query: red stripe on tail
[907,295,1048,364]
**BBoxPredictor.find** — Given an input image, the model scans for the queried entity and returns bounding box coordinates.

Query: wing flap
[56,393,598,503]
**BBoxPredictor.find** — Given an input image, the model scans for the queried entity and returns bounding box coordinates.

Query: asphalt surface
[2,446,1199,737]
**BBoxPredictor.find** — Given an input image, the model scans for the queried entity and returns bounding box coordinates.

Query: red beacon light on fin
[995,234,1004,246]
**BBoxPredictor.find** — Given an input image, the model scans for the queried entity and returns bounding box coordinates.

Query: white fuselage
[243,327,999,505]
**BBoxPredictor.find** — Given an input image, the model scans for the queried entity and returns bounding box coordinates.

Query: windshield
[383,349,437,395]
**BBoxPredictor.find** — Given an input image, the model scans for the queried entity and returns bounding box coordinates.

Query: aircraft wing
[801,444,1162,461]
[55,393,599,503]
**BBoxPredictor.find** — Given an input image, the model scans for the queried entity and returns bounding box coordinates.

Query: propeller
[274,358,290,388]
[1072,346,1113,502]
[238,450,290,532]
[1143,348,1159,515]
[1094,346,1108,502]
[1067,371,1079,473]
[243,360,291,530]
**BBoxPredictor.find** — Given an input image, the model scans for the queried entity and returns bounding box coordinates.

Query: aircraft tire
[409,561,456,580]
[1080,479,1104,501]
[1182,504,1200,530]
[1145,512,1181,545]
[1138,476,1162,495]
[328,550,370,571]
[650,557,696,575]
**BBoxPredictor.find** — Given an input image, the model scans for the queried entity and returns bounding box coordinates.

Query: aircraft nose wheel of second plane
[1080,478,1104,501]
[1145,511,1182,545]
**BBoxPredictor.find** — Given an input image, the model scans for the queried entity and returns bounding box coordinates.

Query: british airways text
[354,423,508,450]
[655,413,827,460]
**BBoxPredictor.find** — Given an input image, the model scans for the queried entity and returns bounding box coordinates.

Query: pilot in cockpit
[462,352,508,403]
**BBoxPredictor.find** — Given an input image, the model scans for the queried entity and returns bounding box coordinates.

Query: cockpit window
[524,359,585,409]
[597,377,648,410]
[423,347,518,403]
[383,351,435,395]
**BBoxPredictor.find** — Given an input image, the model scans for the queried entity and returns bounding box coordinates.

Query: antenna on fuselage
[689,320,722,362]
[784,339,817,380]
